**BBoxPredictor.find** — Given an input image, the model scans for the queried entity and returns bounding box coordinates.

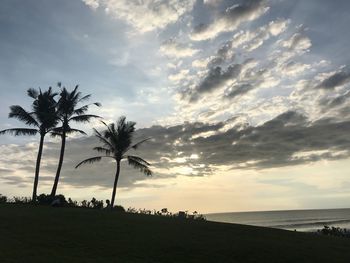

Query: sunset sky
[1,0,350,213]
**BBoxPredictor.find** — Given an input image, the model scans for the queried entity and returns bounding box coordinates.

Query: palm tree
[50,83,101,197]
[0,88,58,201]
[75,117,152,209]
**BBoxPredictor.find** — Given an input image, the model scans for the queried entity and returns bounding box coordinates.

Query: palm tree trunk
[51,131,66,197]
[110,160,121,210]
[32,134,45,202]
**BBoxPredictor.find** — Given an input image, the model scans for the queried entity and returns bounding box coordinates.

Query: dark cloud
[320,90,350,111]
[0,168,14,174]
[0,175,30,188]
[2,111,350,189]
[191,0,267,41]
[316,72,350,90]
[207,42,235,68]
[224,83,253,99]
[187,64,242,101]
[199,65,242,93]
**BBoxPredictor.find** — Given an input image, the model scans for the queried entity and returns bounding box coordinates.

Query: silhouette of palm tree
[0,88,58,201]
[50,83,101,197]
[75,117,152,209]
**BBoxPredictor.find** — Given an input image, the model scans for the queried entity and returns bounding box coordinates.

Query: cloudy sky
[1,0,350,213]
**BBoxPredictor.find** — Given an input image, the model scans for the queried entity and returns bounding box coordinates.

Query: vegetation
[1,204,350,263]
[50,83,101,197]
[318,226,350,238]
[75,117,152,209]
[0,193,205,220]
[0,88,58,200]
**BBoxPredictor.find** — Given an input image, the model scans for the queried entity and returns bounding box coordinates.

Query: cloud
[191,42,235,69]
[280,31,311,51]
[190,0,269,41]
[133,111,350,171]
[82,0,99,10]
[280,61,311,77]
[160,39,199,58]
[320,90,350,110]
[173,18,291,106]
[224,83,254,99]
[2,111,350,190]
[182,58,262,102]
[83,0,195,33]
[190,64,242,100]
[168,69,190,84]
[230,19,289,51]
[203,0,222,6]
[316,71,350,90]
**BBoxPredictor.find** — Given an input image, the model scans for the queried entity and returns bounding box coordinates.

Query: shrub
[0,194,7,203]
[36,194,67,206]
[81,200,91,208]
[318,226,350,238]
[12,196,31,204]
[113,205,125,212]
[37,194,54,205]
[91,197,104,209]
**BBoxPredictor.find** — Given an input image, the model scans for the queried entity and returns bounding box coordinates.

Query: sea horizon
[206,208,350,232]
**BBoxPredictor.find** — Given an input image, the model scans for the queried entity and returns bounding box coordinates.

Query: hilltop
[0,204,349,263]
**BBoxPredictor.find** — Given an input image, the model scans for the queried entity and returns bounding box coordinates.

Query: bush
[91,198,104,209]
[37,194,54,205]
[318,226,350,238]
[67,198,78,207]
[113,205,125,212]
[12,196,31,204]
[81,200,91,208]
[0,194,7,203]
[37,194,67,206]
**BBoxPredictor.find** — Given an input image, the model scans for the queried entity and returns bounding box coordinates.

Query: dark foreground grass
[1,204,350,263]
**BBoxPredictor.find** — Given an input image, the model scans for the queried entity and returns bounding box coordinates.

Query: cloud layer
[2,110,350,190]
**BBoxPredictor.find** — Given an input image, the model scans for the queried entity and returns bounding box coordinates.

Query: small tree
[75,117,152,209]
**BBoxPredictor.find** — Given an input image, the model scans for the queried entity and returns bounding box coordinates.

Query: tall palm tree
[0,88,58,201]
[75,117,152,209]
[50,83,101,197]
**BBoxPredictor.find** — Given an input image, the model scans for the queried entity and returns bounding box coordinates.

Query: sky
[1,0,350,213]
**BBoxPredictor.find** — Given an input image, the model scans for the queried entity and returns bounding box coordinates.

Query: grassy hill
[0,204,350,263]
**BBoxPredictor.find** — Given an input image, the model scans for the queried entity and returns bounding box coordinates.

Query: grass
[0,204,350,263]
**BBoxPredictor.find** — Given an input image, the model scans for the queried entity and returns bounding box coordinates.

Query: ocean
[206,208,350,232]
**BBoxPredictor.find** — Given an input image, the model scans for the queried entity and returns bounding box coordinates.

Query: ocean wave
[270,219,350,229]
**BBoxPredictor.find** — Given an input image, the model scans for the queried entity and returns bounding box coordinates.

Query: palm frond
[66,128,87,135]
[127,155,152,176]
[27,88,39,99]
[93,147,111,155]
[51,127,63,133]
[72,105,89,115]
[93,129,115,151]
[0,128,38,136]
[69,114,101,123]
[78,94,91,103]
[130,138,151,150]
[127,155,151,165]
[75,156,114,168]
[32,87,59,131]
[49,131,62,138]
[9,106,39,127]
